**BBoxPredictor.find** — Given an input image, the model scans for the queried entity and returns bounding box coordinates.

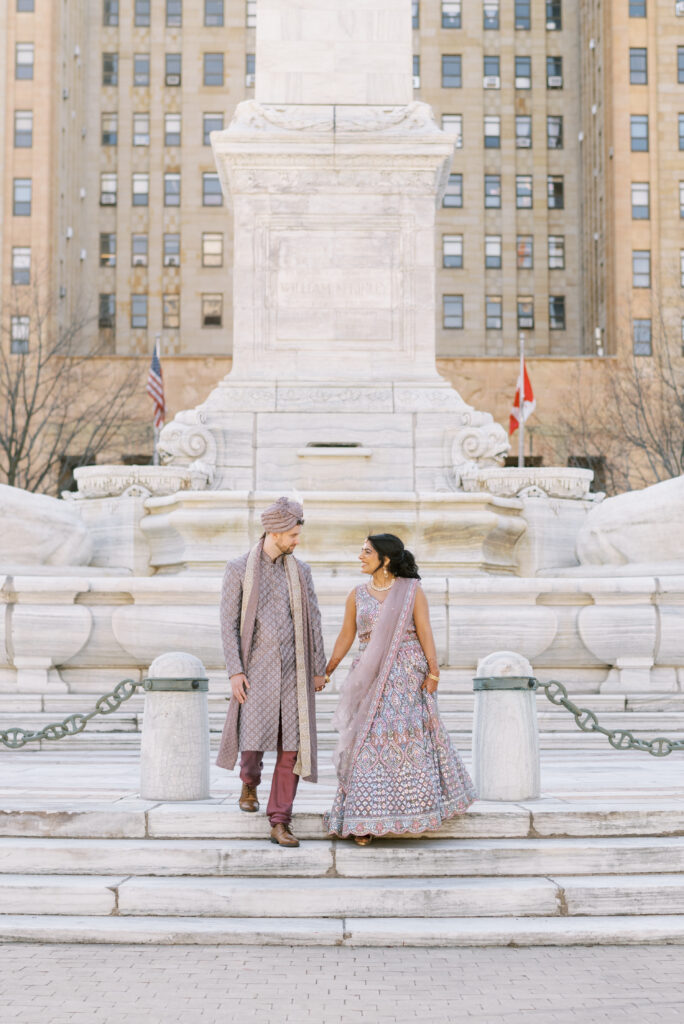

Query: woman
[324,534,476,844]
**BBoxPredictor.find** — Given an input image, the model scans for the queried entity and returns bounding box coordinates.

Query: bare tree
[0,279,148,495]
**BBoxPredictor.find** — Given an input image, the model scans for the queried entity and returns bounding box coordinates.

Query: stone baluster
[472,650,540,801]
[140,652,211,801]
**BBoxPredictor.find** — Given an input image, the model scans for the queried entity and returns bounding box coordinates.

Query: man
[216,497,327,847]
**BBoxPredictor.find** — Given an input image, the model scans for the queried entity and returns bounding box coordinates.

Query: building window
[203,113,224,144]
[517,297,534,330]
[202,232,223,267]
[442,114,463,147]
[99,233,116,268]
[205,0,223,26]
[631,114,649,151]
[546,0,561,29]
[165,53,181,86]
[682,318,684,356]
[413,55,420,88]
[164,233,180,267]
[483,1,500,30]
[133,113,150,146]
[630,48,647,85]
[517,236,533,269]
[547,55,563,87]
[202,172,223,206]
[166,0,182,27]
[204,53,224,86]
[547,175,564,208]
[134,53,150,86]
[17,0,35,9]
[101,112,118,145]
[13,178,31,216]
[548,235,565,269]
[164,172,180,206]
[515,0,531,30]
[165,113,181,146]
[547,115,563,149]
[516,175,532,208]
[629,1,646,14]
[681,249,684,286]
[484,55,500,87]
[246,0,256,28]
[680,114,684,150]
[632,250,651,288]
[443,234,463,268]
[100,172,117,205]
[132,234,148,266]
[631,182,650,219]
[102,52,118,86]
[680,182,684,218]
[163,294,180,329]
[516,115,532,147]
[98,294,116,330]
[443,173,463,208]
[485,174,501,208]
[12,247,31,285]
[443,294,463,329]
[484,115,501,148]
[485,235,502,269]
[131,294,148,329]
[441,1,461,29]
[412,1,419,28]
[202,293,223,327]
[633,318,651,355]
[549,295,566,329]
[486,296,502,329]
[678,46,684,84]
[16,43,34,80]
[103,0,119,25]
[11,316,30,354]
[442,55,462,88]
[132,172,149,206]
[14,110,33,147]
[246,53,255,86]
[134,0,150,26]
[515,55,531,88]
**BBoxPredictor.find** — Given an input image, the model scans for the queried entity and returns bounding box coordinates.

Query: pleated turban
[260,496,304,533]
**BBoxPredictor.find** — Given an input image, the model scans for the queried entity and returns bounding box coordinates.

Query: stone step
[3,872,684,919]
[1,913,684,946]
[1,835,684,878]
[1,800,682,841]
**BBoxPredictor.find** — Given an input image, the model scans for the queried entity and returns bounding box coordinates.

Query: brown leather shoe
[239,784,259,813]
[270,823,300,848]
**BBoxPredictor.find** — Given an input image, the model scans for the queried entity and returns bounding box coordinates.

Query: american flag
[146,339,165,429]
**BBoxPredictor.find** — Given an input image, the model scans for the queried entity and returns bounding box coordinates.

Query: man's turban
[261,496,304,533]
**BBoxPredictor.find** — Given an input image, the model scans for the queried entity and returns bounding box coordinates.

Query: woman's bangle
[325,673,332,684]
[428,673,440,682]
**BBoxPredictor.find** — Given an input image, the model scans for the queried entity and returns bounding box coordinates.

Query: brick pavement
[2,944,684,1024]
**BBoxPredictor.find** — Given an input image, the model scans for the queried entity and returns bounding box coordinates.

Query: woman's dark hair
[367,533,420,579]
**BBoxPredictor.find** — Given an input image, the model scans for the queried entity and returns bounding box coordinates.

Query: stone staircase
[1,798,684,945]
[3,692,684,752]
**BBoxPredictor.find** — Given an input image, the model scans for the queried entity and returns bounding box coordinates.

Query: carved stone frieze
[74,465,196,499]
[461,466,595,501]
[226,100,441,137]
[228,168,438,196]
[276,386,393,412]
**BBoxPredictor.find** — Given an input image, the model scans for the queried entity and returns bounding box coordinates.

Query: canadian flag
[509,362,536,435]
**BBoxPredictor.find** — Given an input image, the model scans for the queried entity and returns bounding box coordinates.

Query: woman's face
[359,539,381,574]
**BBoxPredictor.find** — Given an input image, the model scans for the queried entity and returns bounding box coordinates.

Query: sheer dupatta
[332,577,419,791]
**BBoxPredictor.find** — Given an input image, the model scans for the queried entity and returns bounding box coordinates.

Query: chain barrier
[0,678,143,750]
[534,677,684,758]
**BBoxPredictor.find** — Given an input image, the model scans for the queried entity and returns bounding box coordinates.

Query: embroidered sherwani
[218,549,326,759]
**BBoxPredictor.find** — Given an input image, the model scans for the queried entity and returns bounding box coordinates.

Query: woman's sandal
[353,834,373,846]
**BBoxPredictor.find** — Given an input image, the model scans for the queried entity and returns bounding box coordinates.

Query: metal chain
[534,678,684,757]
[0,678,142,750]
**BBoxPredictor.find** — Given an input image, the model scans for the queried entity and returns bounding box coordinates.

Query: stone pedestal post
[472,651,540,801]
[140,652,210,801]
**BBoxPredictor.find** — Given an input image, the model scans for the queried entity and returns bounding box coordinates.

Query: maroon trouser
[240,740,299,825]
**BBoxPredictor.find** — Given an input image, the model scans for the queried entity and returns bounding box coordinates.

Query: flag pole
[518,333,525,469]
[152,334,161,466]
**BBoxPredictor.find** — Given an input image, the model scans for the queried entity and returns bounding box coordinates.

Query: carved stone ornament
[461,466,595,501]
[74,465,197,500]
[447,414,510,489]
[227,100,441,136]
[157,418,217,488]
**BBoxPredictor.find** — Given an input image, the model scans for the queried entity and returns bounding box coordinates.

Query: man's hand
[230,673,250,704]
[314,675,326,693]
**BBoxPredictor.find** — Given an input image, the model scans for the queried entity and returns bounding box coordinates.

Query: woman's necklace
[369,576,395,592]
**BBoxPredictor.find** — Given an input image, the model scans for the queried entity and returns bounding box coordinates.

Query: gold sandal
[353,834,373,846]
